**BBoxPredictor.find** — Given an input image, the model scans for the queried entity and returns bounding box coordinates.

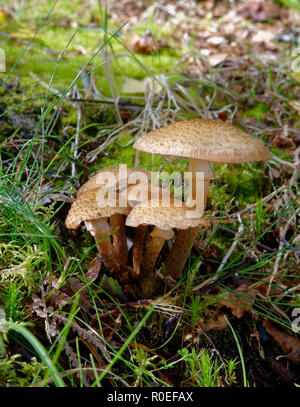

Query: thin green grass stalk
[0,186,65,276]
[214,194,298,275]
[4,321,65,387]
[89,353,101,387]
[62,344,76,387]
[75,336,83,387]
[0,0,59,89]
[225,316,248,387]
[91,303,156,386]
[76,291,171,386]
[90,299,164,385]
[76,308,169,387]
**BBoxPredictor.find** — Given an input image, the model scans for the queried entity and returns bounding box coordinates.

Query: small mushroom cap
[77,167,151,197]
[125,198,209,230]
[65,189,130,230]
[120,183,172,208]
[133,118,271,163]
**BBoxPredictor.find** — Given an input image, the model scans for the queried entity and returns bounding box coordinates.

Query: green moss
[243,102,269,120]
[270,146,293,160]
[208,162,270,212]
[0,354,46,387]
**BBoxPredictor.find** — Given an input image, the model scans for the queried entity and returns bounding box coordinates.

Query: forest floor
[0,0,299,387]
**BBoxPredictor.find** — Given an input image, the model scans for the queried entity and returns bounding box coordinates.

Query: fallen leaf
[198,310,228,333]
[130,33,169,54]
[251,30,275,49]
[0,11,9,25]
[262,319,300,364]
[69,277,94,312]
[208,53,228,67]
[99,274,127,301]
[86,256,101,282]
[218,284,258,319]
[206,36,226,46]
[122,77,146,94]
[240,0,280,22]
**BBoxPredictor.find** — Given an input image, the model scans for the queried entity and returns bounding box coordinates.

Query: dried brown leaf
[130,33,169,54]
[240,0,280,22]
[69,277,94,313]
[262,319,300,364]
[218,284,258,319]
[198,313,228,333]
[86,256,101,282]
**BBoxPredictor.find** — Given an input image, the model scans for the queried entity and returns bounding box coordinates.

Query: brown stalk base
[164,228,199,280]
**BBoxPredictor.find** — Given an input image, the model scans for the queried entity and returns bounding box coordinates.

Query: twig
[194,256,257,295]
[213,209,244,280]
[281,238,300,260]
[68,97,148,109]
[218,224,236,234]
[269,152,298,170]
[256,242,278,253]
[266,208,300,297]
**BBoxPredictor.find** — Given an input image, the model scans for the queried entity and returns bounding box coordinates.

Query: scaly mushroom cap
[126,198,208,230]
[121,183,172,208]
[77,167,151,197]
[65,189,130,230]
[133,118,271,163]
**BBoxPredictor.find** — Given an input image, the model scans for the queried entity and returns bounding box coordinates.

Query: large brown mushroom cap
[126,198,209,230]
[65,189,130,230]
[133,118,271,163]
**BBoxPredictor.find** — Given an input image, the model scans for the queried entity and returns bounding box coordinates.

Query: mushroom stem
[138,227,174,298]
[132,225,148,274]
[141,227,174,275]
[85,218,117,271]
[110,213,129,267]
[164,227,199,280]
[186,159,214,216]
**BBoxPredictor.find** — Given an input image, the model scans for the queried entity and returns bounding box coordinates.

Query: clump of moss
[0,354,46,387]
[208,162,270,212]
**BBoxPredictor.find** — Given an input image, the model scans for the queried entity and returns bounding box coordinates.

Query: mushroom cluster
[66,118,271,298]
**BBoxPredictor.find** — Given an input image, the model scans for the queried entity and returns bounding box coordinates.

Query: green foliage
[269,146,293,160]
[277,0,300,12]
[243,103,269,120]
[178,348,222,387]
[0,242,45,290]
[0,282,27,323]
[131,347,158,386]
[178,347,240,387]
[224,358,239,386]
[186,294,221,328]
[0,354,46,387]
